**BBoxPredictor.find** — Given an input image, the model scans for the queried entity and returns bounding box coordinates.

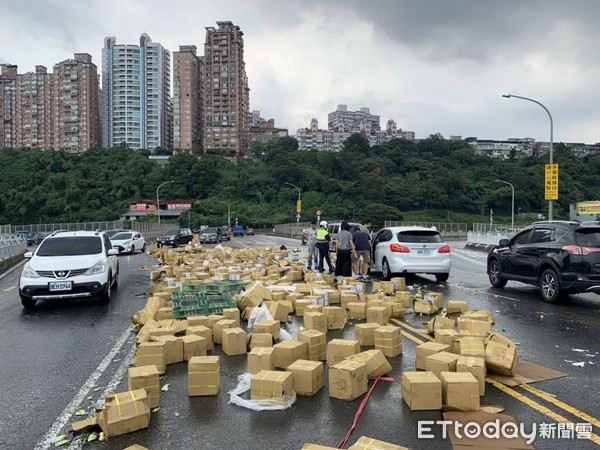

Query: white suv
[19,230,119,309]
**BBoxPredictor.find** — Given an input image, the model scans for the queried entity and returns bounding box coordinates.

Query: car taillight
[390,244,410,253]
[563,245,600,255]
[438,244,451,253]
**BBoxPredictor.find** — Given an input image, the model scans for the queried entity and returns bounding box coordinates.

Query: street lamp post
[227,200,240,228]
[495,179,515,231]
[156,181,174,224]
[502,94,554,221]
[285,182,302,228]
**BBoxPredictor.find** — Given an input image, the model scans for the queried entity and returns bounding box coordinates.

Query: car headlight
[85,261,107,275]
[22,263,40,279]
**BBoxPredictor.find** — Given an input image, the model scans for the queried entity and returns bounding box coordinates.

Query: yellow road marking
[391,318,434,341]
[231,237,250,249]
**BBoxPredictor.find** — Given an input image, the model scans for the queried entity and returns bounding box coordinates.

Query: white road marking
[2,285,17,292]
[0,259,26,281]
[34,326,134,450]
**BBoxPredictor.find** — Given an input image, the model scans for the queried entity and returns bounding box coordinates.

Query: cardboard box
[251,370,293,400]
[341,292,359,309]
[456,337,485,358]
[206,314,226,329]
[156,307,173,321]
[425,351,460,378]
[367,306,390,326]
[457,356,486,396]
[213,319,236,345]
[298,329,327,361]
[304,311,328,333]
[391,277,406,291]
[149,326,175,339]
[287,360,324,396]
[484,333,519,376]
[457,319,491,336]
[347,350,392,377]
[128,365,160,408]
[151,335,183,365]
[247,347,275,374]
[440,371,480,411]
[462,310,494,323]
[253,320,280,340]
[305,304,323,313]
[349,436,410,450]
[186,325,213,349]
[327,339,361,365]
[188,355,220,396]
[435,329,461,347]
[401,371,442,411]
[355,323,381,347]
[181,335,208,361]
[273,340,308,369]
[328,290,341,305]
[373,326,403,358]
[415,342,451,370]
[447,300,468,314]
[187,315,211,327]
[97,389,150,437]
[136,341,167,374]
[222,307,241,327]
[347,302,367,320]
[302,445,338,450]
[322,306,347,330]
[424,292,443,309]
[389,301,405,319]
[222,328,247,356]
[247,333,273,350]
[372,281,395,295]
[295,299,313,317]
[414,301,438,315]
[396,291,412,309]
[123,445,150,450]
[329,359,368,401]
[269,301,292,322]
[425,316,456,335]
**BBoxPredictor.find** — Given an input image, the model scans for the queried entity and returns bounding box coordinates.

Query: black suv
[487,221,600,303]
[156,228,194,248]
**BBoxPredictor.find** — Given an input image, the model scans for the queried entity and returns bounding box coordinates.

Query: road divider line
[2,285,17,291]
[34,326,134,450]
[231,237,250,248]
[0,259,26,281]
[451,250,487,267]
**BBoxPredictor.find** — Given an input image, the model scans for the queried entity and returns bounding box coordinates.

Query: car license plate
[49,281,73,291]
[417,249,431,256]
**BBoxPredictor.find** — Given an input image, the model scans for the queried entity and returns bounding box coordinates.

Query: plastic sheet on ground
[247,305,274,331]
[228,373,296,411]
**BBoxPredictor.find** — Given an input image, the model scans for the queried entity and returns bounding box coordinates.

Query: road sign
[316,210,321,216]
[296,213,301,218]
[296,200,302,213]
[578,201,600,215]
[545,164,559,200]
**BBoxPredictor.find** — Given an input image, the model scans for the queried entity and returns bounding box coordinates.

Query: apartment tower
[0,64,18,148]
[203,21,250,156]
[173,45,204,154]
[102,33,171,150]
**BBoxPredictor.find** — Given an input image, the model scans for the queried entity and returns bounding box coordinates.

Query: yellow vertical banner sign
[296,200,302,213]
[544,164,559,200]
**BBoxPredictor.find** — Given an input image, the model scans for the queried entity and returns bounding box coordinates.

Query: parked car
[487,221,600,303]
[104,229,128,239]
[156,228,194,248]
[327,222,361,252]
[246,227,255,236]
[233,225,244,237]
[110,231,146,254]
[369,226,451,281]
[220,226,231,241]
[18,230,119,308]
[15,230,36,246]
[200,227,222,244]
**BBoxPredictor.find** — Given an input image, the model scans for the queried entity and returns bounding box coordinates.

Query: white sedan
[110,231,146,255]
[369,226,451,281]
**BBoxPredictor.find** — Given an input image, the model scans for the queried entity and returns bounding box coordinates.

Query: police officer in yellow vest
[316,220,334,273]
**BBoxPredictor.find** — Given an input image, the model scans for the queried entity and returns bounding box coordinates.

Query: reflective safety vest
[316,228,329,242]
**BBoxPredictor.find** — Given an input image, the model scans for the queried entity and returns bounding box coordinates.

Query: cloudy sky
[1,0,599,143]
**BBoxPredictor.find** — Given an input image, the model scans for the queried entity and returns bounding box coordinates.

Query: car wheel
[436,273,449,282]
[141,243,146,253]
[539,268,564,303]
[382,258,392,281]
[488,260,507,288]
[21,297,36,309]
[101,275,113,303]
[172,242,177,248]
[129,245,134,255]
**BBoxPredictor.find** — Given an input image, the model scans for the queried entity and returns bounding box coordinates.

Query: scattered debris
[152,407,161,413]
[572,362,585,367]
[572,348,588,353]
[75,409,87,416]
[87,433,98,442]
[161,384,169,392]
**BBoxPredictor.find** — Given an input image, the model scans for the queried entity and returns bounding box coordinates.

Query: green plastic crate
[172,289,238,319]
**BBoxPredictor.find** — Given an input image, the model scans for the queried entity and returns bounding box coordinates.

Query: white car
[19,230,119,308]
[369,226,451,281]
[110,231,146,254]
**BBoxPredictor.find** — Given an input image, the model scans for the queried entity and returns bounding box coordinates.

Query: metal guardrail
[0,239,27,261]
[384,221,468,239]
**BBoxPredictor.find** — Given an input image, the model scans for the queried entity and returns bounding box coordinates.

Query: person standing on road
[359,218,373,236]
[335,220,354,281]
[316,220,334,274]
[303,221,319,270]
[352,224,372,281]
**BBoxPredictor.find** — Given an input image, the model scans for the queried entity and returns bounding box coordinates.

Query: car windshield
[105,230,123,238]
[576,229,600,247]
[37,237,103,256]
[112,232,133,240]
[163,230,178,237]
[221,227,229,232]
[397,230,443,243]
[203,228,218,233]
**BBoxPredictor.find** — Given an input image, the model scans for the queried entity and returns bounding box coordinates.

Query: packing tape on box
[129,390,143,430]
[362,438,377,449]
[273,372,287,397]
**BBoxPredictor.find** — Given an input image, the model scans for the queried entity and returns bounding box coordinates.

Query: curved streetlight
[502,94,554,221]
[495,179,515,231]
[285,182,302,228]
[156,181,174,224]
[227,200,240,228]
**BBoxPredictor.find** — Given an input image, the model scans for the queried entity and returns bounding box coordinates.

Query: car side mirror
[499,239,509,247]
[108,249,119,256]
[24,251,33,258]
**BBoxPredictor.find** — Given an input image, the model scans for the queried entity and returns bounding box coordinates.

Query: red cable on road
[337,376,395,449]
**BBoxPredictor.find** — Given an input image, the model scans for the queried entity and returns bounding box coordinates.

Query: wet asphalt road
[0,237,598,450]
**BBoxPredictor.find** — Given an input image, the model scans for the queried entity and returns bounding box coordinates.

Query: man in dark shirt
[351,228,371,281]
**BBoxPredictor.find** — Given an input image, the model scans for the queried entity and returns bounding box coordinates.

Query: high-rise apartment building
[203,21,250,156]
[328,104,380,132]
[102,33,171,150]
[0,64,18,148]
[173,45,204,154]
